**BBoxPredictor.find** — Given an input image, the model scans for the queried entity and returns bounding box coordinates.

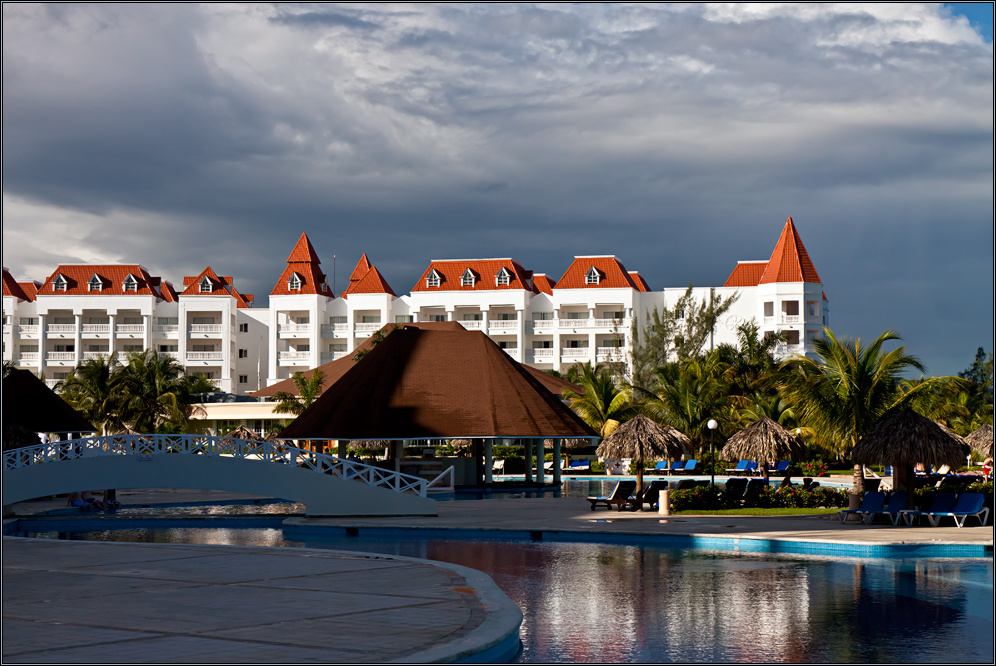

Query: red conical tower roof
[286,232,322,264]
[759,217,821,284]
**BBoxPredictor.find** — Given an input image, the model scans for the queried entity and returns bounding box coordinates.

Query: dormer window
[87,275,103,292]
[123,274,138,292]
[426,269,442,288]
[198,276,213,293]
[52,274,68,292]
[288,273,302,291]
[461,268,477,287]
[495,267,512,286]
[585,267,601,285]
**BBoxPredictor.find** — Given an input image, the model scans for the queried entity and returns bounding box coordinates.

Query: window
[329,316,347,324]
[288,273,302,291]
[782,301,800,316]
[784,330,800,345]
[54,344,75,352]
[763,302,774,318]
[122,344,142,352]
[606,311,625,320]
[395,315,413,323]
[121,316,142,324]
[495,267,512,286]
[239,375,249,384]
[238,349,248,358]
[426,270,441,288]
[123,274,138,292]
[159,317,178,326]
[329,343,346,352]
[239,323,249,333]
[532,312,553,321]
[807,301,817,317]
[159,344,178,353]
[498,341,517,350]
[361,315,381,323]
[496,313,517,321]
[461,269,477,287]
[53,275,67,292]
[462,314,482,321]
[192,317,215,324]
[533,340,553,349]
[87,275,103,292]
[566,312,586,320]
[428,314,447,322]
[567,340,587,348]
[585,267,600,285]
[191,344,214,352]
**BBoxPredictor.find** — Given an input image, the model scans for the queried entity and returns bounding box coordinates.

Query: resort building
[3,217,828,409]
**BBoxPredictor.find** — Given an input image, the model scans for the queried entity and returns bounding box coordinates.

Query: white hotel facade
[4,218,828,397]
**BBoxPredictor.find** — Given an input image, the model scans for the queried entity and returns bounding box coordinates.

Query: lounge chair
[768,461,791,476]
[544,460,554,472]
[492,459,505,475]
[837,491,886,524]
[586,480,637,511]
[675,459,698,475]
[744,461,759,476]
[675,479,698,490]
[744,478,768,500]
[627,480,669,511]
[650,461,671,474]
[670,461,685,473]
[900,492,957,526]
[925,492,989,528]
[568,459,591,473]
[726,460,750,475]
[863,492,907,525]
[724,477,748,503]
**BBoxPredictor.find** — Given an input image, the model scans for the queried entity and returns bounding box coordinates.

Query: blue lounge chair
[651,461,670,473]
[863,492,907,525]
[837,491,886,524]
[726,460,750,475]
[568,460,591,473]
[900,492,957,526]
[768,461,791,476]
[677,459,698,475]
[627,480,670,511]
[744,478,768,499]
[724,477,748,502]
[670,461,685,473]
[587,480,637,511]
[744,461,759,476]
[926,493,989,527]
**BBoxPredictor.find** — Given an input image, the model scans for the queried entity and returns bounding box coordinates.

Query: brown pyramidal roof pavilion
[253,321,582,399]
[278,326,598,441]
[2,370,96,445]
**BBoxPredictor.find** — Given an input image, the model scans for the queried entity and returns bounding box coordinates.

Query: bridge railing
[3,434,427,497]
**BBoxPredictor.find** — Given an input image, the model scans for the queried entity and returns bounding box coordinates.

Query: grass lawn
[674,507,841,516]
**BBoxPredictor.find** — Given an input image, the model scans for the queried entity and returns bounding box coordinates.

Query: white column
[37,313,47,376]
[515,309,525,362]
[108,313,118,360]
[143,313,153,352]
[267,307,278,382]
[73,313,83,365]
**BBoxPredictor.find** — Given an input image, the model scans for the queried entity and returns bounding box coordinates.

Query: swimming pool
[12,521,993,664]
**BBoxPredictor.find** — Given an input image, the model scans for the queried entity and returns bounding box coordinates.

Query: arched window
[426,269,442,288]
[288,273,302,291]
[585,267,601,285]
[87,275,103,292]
[495,267,512,286]
[123,274,139,292]
[52,275,68,292]
[461,268,477,287]
[199,276,213,293]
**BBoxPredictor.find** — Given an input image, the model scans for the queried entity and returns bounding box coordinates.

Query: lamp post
[707,419,718,488]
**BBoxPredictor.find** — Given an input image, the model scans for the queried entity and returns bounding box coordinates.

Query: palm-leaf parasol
[966,423,993,458]
[721,416,804,483]
[596,414,690,501]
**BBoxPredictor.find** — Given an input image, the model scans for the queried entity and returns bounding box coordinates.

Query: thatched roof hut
[851,409,971,468]
[597,414,691,499]
[721,416,804,482]
[2,369,96,440]
[966,423,993,458]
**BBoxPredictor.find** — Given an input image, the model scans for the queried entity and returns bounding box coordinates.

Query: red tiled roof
[19,281,40,301]
[411,259,536,293]
[3,268,32,301]
[270,233,333,298]
[554,256,640,290]
[349,253,373,282]
[628,271,651,292]
[533,274,555,295]
[160,281,179,302]
[38,265,164,298]
[343,255,396,297]
[180,267,253,308]
[759,217,822,284]
[723,261,768,288]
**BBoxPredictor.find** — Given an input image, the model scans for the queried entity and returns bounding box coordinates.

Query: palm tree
[778,328,964,498]
[710,321,785,397]
[272,369,326,416]
[56,355,123,435]
[115,350,198,432]
[562,363,639,437]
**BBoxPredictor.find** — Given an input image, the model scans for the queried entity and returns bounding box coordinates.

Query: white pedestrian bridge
[2,434,439,517]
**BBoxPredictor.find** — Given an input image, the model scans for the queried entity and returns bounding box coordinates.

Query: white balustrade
[154,325,179,333]
[321,324,349,337]
[82,351,111,361]
[2,434,427,497]
[459,320,484,330]
[781,315,801,324]
[559,318,593,328]
[186,351,224,361]
[17,325,39,335]
[189,324,222,333]
[45,352,76,361]
[354,322,382,332]
[81,324,111,334]
[279,323,312,334]
[17,353,39,364]
[561,347,591,358]
[278,351,311,361]
[531,348,555,359]
[596,347,626,361]
[116,324,146,334]
[46,324,77,334]
[488,320,518,330]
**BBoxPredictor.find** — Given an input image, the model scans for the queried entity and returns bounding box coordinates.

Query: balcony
[530,348,555,361]
[458,320,484,330]
[186,351,224,362]
[321,323,349,338]
[596,347,626,362]
[321,351,349,362]
[154,325,179,335]
[488,320,518,331]
[46,324,77,336]
[773,343,805,358]
[81,324,111,336]
[16,325,39,336]
[45,352,77,362]
[530,320,555,332]
[354,322,382,336]
[278,351,311,364]
[560,347,591,359]
[188,324,223,339]
[81,351,111,361]
[116,324,146,336]
[17,353,39,365]
[45,379,61,388]
[278,323,312,337]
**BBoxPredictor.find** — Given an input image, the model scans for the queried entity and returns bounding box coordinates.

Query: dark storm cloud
[2,3,992,375]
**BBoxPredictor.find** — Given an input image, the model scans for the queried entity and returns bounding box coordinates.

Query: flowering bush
[670,484,849,511]
[799,460,829,477]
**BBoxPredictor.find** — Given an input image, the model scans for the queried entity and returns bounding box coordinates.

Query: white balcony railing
[45,352,76,362]
[531,348,555,359]
[354,322,382,333]
[559,318,592,328]
[186,352,223,361]
[81,324,111,334]
[279,324,312,334]
[561,347,591,358]
[774,343,805,357]
[321,351,349,362]
[17,353,39,364]
[82,351,111,361]
[162,351,180,360]
[781,315,801,324]
[45,379,61,388]
[596,347,626,362]
[46,324,76,334]
[116,325,145,334]
[321,323,349,337]
[278,351,311,362]
[459,320,484,330]
[531,319,555,330]
[593,318,627,328]
[154,325,179,334]
[189,324,222,334]
[17,325,40,335]
[488,320,518,330]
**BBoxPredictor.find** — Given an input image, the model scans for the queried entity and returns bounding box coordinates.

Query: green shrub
[799,460,829,477]
[671,484,849,511]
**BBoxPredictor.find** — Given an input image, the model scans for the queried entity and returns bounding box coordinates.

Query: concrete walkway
[3,489,992,663]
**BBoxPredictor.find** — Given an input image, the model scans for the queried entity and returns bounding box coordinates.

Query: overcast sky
[3,3,993,377]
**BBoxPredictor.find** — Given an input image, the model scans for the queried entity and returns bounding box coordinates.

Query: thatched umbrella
[850,408,971,507]
[596,414,691,503]
[966,423,993,458]
[223,425,259,440]
[721,416,805,484]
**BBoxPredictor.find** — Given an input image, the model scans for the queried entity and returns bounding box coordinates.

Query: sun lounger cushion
[837,491,886,523]
[586,480,636,511]
[926,492,989,528]
[900,492,957,526]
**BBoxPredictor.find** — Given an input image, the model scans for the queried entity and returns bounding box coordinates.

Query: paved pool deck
[3,488,993,663]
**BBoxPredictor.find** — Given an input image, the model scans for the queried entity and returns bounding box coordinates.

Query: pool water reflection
[15,525,993,664]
